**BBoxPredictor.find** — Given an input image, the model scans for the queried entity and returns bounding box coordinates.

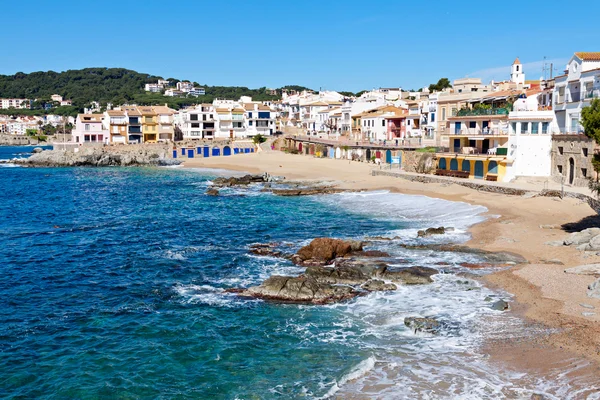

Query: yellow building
[152,105,175,142]
[138,106,158,143]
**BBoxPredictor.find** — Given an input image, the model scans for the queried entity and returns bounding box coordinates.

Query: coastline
[182,151,600,371]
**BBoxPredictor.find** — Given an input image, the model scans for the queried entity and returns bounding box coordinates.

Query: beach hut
[181,148,186,156]
[328,148,335,158]
[223,146,232,156]
[335,147,342,159]
[212,147,221,156]
[203,146,210,157]
[187,148,194,158]
[298,142,303,153]
[172,150,178,158]
[462,159,471,173]
[439,158,447,170]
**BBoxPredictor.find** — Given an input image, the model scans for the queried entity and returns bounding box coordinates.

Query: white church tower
[511,57,525,85]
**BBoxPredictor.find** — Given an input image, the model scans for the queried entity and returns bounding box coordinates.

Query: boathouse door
[366,149,371,160]
[474,161,484,179]
[298,143,302,153]
[223,146,231,156]
[386,150,392,164]
[203,146,210,157]
[569,158,575,184]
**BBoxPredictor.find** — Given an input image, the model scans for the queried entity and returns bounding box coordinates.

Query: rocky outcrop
[212,174,266,187]
[353,250,391,258]
[361,279,397,291]
[401,244,528,265]
[206,188,219,196]
[16,146,179,167]
[239,275,360,304]
[292,238,364,266]
[377,266,438,285]
[270,187,348,196]
[417,227,454,238]
[491,300,509,311]
[564,264,600,276]
[415,153,435,174]
[249,243,283,258]
[31,147,43,154]
[588,279,600,299]
[404,317,441,334]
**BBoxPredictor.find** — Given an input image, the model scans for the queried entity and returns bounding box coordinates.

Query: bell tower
[511,57,525,85]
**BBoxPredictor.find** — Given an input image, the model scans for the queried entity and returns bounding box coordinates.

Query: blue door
[181,148,186,155]
[398,151,402,166]
[234,148,239,154]
[203,146,210,157]
[328,148,335,158]
[187,149,194,158]
[244,148,250,153]
[172,150,177,158]
[474,161,484,179]
[462,159,470,173]
[450,159,458,171]
[223,146,231,156]
[386,149,392,164]
[439,158,447,169]
[455,122,461,134]
[197,147,202,154]
[488,161,498,174]
[212,147,221,156]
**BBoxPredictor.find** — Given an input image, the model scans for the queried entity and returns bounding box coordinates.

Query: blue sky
[2,0,599,92]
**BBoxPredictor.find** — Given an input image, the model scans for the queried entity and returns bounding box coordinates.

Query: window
[582,168,588,178]
[382,120,385,127]
[85,124,90,131]
[430,113,435,122]
[583,148,589,157]
[84,135,90,142]
[542,122,549,134]
[516,65,519,72]
[531,122,539,134]
[190,114,198,121]
[511,122,517,135]
[192,123,200,128]
[249,121,253,126]
[520,122,529,134]
[558,146,564,155]
[557,165,563,174]
[451,107,457,117]
[441,108,446,120]
[248,112,253,118]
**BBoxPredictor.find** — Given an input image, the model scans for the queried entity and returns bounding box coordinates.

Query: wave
[317,356,376,399]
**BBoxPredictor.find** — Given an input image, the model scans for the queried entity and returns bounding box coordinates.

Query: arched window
[439,158,447,170]
[462,159,470,172]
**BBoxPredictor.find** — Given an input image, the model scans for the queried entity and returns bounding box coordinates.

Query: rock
[361,279,397,292]
[540,258,564,265]
[305,264,372,285]
[241,275,360,304]
[206,188,219,196]
[588,278,600,299]
[270,187,348,196]
[544,240,564,247]
[31,147,43,153]
[249,243,282,257]
[293,238,363,266]
[576,243,590,252]
[580,303,595,309]
[212,174,265,187]
[417,227,448,237]
[415,153,435,174]
[530,394,547,400]
[401,244,528,265]
[404,317,441,334]
[582,312,596,317]
[564,264,600,276]
[587,234,600,251]
[564,228,600,246]
[354,250,391,258]
[491,300,509,311]
[377,266,438,285]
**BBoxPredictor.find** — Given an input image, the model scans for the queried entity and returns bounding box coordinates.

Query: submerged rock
[417,227,452,237]
[377,266,438,285]
[401,244,528,265]
[404,317,441,334]
[491,300,509,311]
[361,279,397,291]
[270,187,348,196]
[206,188,219,196]
[241,275,360,304]
[354,250,391,258]
[249,243,282,257]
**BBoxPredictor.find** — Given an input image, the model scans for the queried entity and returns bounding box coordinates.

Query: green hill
[0,68,311,116]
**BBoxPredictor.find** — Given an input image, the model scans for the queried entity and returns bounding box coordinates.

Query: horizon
[1,0,599,91]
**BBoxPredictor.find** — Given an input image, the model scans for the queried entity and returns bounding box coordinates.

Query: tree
[252,134,267,145]
[582,99,600,196]
[428,78,452,93]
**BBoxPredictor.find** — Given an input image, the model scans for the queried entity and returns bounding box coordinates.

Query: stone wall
[0,134,39,146]
[551,135,596,187]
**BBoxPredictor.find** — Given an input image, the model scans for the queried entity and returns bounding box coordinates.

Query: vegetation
[582,99,600,195]
[428,78,452,93]
[416,147,438,153]
[252,134,267,145]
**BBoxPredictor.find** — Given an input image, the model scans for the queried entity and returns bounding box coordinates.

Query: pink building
[71,114,108,144]
[385,111,407,140]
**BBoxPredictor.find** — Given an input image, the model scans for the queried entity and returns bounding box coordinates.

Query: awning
[468,137,484,141]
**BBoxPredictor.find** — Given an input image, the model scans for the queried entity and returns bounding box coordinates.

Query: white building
[178,104,216,140]
[244,103,275,137]
[505,89,559,181]
[553,52,600,134]
[0,98,31,109]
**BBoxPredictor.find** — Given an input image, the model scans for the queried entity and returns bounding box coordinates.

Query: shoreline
[182,151,600,375]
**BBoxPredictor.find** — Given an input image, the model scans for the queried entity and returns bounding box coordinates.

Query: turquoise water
[1,149,597,399]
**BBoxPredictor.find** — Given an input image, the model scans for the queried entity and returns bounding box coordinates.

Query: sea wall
[0,134,40,146]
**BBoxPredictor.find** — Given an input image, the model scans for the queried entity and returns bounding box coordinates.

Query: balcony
[128,118,140,125]
[583,89,600,101]
[455,107,510,117]
[129,127,142,134]
[448,128,509,136]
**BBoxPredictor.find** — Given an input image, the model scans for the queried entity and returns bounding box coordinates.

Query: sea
[1,146,598,399]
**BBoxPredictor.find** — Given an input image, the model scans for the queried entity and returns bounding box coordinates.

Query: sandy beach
[183,150,600,381]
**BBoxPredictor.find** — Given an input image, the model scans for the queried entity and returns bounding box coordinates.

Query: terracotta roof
[513,57,521,65]
[106,110,125,116]
[79,114,103,122]
[152,105,175,115]
[216,108,230,113]
[575,52,600,61]
[137,106,156,115]
[122,106,141,116]
[306,101,329,106]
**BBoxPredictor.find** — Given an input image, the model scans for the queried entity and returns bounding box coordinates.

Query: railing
[291,135,422,148]
[570,92,581,102]
[455,107,510,117]
[584,90,600,101]
[448,128,509,136]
